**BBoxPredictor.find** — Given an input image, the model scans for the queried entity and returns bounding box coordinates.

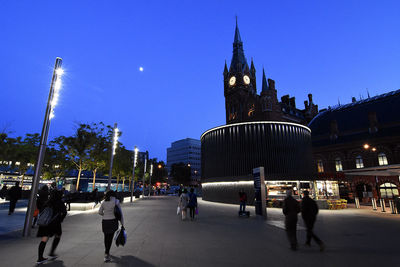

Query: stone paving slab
[0,196,399,267]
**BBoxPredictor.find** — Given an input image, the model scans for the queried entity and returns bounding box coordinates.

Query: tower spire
[229,17,248,73]
[262,68,269,92]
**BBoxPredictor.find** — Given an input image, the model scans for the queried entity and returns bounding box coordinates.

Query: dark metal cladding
[201,122,315,183]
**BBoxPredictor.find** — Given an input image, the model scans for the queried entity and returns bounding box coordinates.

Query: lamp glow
[363,144,370,150]
[56,68,64,76]
[112,128,119,155]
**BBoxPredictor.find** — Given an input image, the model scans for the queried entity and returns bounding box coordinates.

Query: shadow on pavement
[41,259,66,266]
[112,255,155,267]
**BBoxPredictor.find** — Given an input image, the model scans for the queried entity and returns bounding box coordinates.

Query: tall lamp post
[142,154,147,198]
[148,164,153,196]
[107,123,119,190]
[23,57,64,237]
[130,146,139,202]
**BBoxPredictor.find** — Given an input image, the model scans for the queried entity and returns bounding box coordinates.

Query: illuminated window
[317,160,324,173]
[380,183,399,198]
[335,158,343,171]
[378,153,388,166]
[355,155,364,168]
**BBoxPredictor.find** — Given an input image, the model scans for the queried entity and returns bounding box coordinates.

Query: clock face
[229,76,236,86]
[243,75,250,85]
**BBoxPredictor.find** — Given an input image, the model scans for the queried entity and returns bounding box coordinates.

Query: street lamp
[23,57,64,237]
[149,164,153,196]
[130,146,139,202]
[142,154,147,198]
[107,123,119,190]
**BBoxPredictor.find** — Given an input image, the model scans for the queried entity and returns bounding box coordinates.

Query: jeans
[239,202,246,212]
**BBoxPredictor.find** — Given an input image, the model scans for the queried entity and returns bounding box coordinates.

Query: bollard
[389,200,396,214]
[355,197,360,209]
[371,198,377,211]
[380,199,386,212]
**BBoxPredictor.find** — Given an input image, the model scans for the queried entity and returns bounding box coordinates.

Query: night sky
[1,1,400,161]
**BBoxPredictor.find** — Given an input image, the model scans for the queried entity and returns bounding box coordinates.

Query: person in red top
[239,190,247,213]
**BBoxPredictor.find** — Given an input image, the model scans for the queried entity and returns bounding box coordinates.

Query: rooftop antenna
[366,88,370,98]
[338,98,341,106]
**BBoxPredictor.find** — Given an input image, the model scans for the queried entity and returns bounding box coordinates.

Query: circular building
[201,121,315,204]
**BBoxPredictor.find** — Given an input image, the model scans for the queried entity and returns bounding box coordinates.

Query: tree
[170,163,191,185]
[15,134,40,186]
[88,122,112,191]
[113,145,132,192]
[56,124,96,191]
[149,159,168,184]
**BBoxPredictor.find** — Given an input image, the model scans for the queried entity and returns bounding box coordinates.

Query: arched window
[380,183,399,198]
[335,157,343,172]
[355,155,364,169]
[317,159,324,173]
[378,153,388,166]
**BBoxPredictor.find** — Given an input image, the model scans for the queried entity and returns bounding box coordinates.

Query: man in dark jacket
[8,181,22,215]
[282,190,300,250]
[301,191,325,251]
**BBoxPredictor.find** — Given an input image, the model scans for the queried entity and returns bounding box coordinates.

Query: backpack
[37,207,57,226]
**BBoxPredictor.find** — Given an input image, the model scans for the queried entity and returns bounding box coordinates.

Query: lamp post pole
[142,153,147,198]
[149,164,153,196]
[23,57,63,237]
[107,123,118,190]
[130,146,138,202]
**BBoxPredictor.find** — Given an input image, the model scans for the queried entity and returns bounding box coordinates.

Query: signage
[253,167,266,218]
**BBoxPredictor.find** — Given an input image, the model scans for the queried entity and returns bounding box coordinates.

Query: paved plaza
[0,196,399,267]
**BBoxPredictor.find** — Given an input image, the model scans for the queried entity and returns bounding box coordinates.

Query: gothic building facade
[223,21,318,126]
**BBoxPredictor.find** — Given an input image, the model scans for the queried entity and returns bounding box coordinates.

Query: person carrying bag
[99,190,124,262]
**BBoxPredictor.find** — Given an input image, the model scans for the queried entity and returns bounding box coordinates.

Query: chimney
[308,94,313,103]
[352,97,356,103]
[281,95,289,105]
[289,97,296,108]
[304,100,309,109]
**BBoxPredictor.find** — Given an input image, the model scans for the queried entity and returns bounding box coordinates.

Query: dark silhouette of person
[301,190,325,251]
[187,188,198,220]
[0,185,8,199]
[8,181,22,215]
[239,190,247,213]
[282,190,300,250]
[36,190,67,264]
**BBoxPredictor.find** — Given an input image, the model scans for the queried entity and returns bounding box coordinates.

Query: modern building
[309,90,400,203]
[201,21,318,204]
[166,138,201,183]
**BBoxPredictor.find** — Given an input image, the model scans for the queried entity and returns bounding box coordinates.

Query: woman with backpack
[36,190,67,265]
[99,190,124,262]
[187,188,198,221]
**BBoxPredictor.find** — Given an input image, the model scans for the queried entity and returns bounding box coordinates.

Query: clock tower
[224,19,258,124]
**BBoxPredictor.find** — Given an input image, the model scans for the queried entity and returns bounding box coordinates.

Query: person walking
[8,181,22,215]
[282,190,300,251]
[99,190,124,262]
[179,188,189,221]
[32,185,49,228]
[187,188,198,221]
[301,190,325,251]
[0,185,8,199]
[239,190,247,213]
[36,190,67,265]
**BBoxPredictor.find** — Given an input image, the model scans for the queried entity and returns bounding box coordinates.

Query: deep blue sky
[1,1,400,161]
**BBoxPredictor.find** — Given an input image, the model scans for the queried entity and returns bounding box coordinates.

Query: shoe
[48,254,58,260]
[36,257,48,265]
[319,243,325,252]
[104,254,111,262]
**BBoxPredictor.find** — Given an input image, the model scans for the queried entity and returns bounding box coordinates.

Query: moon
[139,67,144,72]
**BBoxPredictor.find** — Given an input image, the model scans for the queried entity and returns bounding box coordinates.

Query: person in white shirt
[99,190,124,262]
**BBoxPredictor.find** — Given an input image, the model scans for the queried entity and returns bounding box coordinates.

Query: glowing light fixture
[363,144,370,150]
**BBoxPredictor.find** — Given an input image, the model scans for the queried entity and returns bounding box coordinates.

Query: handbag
[114,201,122,221]
[114,226,127,247]
[37,207,58,226]
[195,207,198,215]
[177,206,181,215]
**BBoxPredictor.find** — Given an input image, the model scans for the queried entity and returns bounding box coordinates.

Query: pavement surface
[0,196,399,267]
